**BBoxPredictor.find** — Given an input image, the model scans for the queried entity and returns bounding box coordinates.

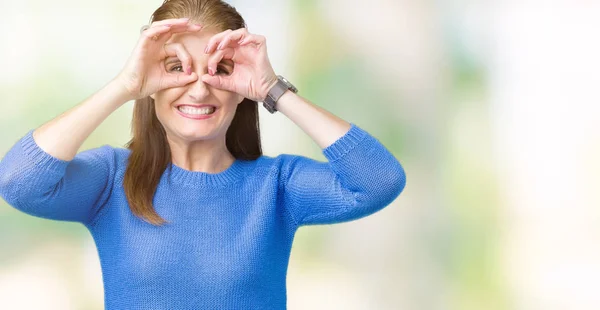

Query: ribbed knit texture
[0,123,406,309]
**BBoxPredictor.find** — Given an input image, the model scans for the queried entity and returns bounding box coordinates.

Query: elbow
[372,160,407,209]
[379,165,406,208]
[377,157,406,202]
[338,155,407,223]
[354,162,407,214]
[0,172,52,215]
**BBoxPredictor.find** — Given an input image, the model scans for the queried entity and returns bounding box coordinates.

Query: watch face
[278,75,297,93]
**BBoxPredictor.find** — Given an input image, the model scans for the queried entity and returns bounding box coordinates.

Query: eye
[169,64,184,73]
[169,63,230,74]
[217,66,230,75]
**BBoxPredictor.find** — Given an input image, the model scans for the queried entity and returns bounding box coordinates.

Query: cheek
[153,96,177,122]
[156,88,185,104]
[217,92,243,106]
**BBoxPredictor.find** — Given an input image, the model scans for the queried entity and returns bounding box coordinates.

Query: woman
[0,0,406,308]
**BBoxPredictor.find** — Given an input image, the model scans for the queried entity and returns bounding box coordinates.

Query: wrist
[261,75,279,102]
[261,75,299,114]
[111,75,136,103]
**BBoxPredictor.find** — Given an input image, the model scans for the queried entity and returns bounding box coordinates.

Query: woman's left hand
[202,28,278,102]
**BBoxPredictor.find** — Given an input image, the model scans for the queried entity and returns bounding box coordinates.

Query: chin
[177,128,215,140]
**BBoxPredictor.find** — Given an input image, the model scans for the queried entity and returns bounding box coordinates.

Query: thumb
[163,72,198,88]
[201,74,235,91]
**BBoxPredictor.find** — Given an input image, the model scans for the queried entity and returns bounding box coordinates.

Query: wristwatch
[262,75,298,114]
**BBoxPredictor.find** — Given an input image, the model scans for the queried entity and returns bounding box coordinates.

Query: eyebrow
[165,57,179,65]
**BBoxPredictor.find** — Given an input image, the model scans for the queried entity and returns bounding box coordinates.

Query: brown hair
[123,0,262,226]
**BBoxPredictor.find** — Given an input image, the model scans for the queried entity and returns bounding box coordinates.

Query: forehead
[167,30,218,47]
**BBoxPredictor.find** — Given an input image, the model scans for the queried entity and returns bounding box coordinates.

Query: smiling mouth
[174,105,219,120]
[176,105,217,115]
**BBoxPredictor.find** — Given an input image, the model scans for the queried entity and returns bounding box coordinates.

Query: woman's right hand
[115,17,202,101]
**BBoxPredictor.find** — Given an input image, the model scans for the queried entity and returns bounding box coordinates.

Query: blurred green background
[1,0,599,309]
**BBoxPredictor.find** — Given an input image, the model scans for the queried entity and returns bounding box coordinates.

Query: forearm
[33,78,131,161]
[275,91,351,149]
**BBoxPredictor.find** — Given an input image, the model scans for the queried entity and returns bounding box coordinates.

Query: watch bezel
[278,75,298,93]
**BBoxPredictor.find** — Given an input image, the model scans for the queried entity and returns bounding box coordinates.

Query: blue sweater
[0,123,406,309]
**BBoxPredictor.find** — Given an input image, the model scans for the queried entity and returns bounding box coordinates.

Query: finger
[201,73,234,92]
[204,29,233,54]
[141,25,173,42]
[164,71,198,89]
[150,17,190,28]
[145,22,203,46]
[143,22,202,43]
[162,22,203,35]
[216,28,249,51]
[238,34,266,46]
[163,43,194,75]
[206,47,235,76]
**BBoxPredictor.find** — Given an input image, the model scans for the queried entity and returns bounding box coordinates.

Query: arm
[32,79,130,161]
[0,136,117,225]
[0,19,204,224]
[275,90,352,149]
[0,79,129,225]
[199,28,406,226]
[277,92,407,227]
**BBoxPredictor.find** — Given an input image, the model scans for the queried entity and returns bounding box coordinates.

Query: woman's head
[151,0,248,144]
[151,30,244,147]
[124,0,262,226]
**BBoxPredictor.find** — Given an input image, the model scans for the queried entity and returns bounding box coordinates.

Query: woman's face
[151,29,244,144]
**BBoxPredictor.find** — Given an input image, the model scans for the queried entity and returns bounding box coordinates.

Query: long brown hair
[123,0,262,226]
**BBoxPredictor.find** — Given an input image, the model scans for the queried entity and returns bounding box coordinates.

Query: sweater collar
[166,158,249,188]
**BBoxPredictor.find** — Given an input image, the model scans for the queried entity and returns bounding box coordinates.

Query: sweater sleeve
[0,129,117,226]
[280,123,406,227]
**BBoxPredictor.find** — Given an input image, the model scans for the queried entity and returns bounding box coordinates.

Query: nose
[186,67,211,102]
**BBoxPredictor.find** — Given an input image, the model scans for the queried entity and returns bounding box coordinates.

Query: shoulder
[255,153,320,168]
[111,146,131,161]
[240,154,316,180]
[70,145,134,172]
[255,153,326,182]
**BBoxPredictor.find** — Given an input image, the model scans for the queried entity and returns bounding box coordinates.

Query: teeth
[178,106,216,115]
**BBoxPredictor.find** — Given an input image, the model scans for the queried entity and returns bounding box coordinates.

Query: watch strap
[263,75,297,114]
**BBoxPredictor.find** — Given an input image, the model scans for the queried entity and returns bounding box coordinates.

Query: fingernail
[204,46,209,54]
[186,66,192,75]
[209,67,214,75]
[165,24,172,27]
[217,43,223,50]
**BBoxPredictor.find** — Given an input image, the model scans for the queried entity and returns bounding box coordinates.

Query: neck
[167,134,234,173]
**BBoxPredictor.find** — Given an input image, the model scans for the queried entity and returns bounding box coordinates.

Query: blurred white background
[1,0,599,309]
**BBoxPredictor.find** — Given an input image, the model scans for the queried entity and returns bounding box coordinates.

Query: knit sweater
[0,123,406,309]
